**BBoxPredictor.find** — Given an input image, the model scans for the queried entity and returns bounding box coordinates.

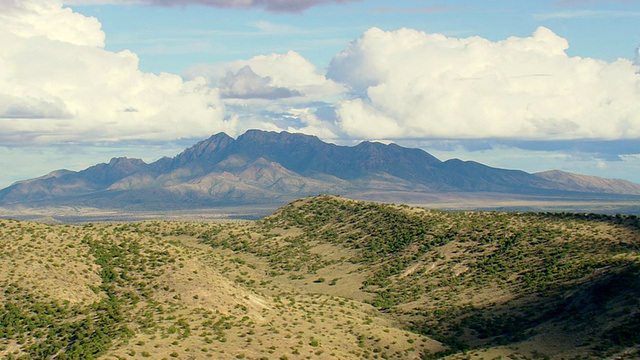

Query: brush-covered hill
[1,195,640,359]
[2,130,640,215]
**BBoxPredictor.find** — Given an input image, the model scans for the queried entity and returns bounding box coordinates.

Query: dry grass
[1,195,639,359]
[0,218,440,359]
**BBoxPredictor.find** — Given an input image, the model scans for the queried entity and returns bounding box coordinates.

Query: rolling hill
[1,195,639,359]
[1,130,640,217]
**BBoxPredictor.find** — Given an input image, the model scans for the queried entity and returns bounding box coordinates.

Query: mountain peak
[191,132,234,154]
[238,129,323,145]
[78,157,147,185]
[107,157,146,167]
[171,132,234,168]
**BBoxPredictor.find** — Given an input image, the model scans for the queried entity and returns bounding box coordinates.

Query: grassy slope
[257,195,640,358]
[1,195,639,359]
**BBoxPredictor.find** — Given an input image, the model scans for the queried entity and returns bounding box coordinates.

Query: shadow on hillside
[415,262,640,358]
[539,212,640,231]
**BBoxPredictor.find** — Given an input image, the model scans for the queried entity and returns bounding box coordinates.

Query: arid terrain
[1,195,639,359]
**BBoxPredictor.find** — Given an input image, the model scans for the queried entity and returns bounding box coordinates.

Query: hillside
[1,195,640,359]
[1,130,640,216]
[536,170,640,195]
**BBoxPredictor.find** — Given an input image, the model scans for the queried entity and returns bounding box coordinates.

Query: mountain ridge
[1,129,639,212]
[535,169,640,195]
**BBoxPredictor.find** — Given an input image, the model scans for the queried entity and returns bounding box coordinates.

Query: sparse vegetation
[1,195,639,359]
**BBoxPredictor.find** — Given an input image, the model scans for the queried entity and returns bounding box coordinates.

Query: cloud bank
[3,0,640,156]
[62,0,360,12]
[0,0,229,146]
[327,27,640,141]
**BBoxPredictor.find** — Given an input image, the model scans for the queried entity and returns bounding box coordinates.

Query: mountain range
[1,129,640,213]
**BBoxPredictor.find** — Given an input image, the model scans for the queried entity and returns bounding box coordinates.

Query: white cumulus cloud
[0,0,104,47]
[327,27,640,141]
[218,66,303,99]
[187,51,345,102]
[0,0,229,146]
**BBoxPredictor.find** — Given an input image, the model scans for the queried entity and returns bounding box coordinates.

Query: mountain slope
[437,159,552,193]
[1,129,639,211]
[0,157,146,204]
[535,169,640,194]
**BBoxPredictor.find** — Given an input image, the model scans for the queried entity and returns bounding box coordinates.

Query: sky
[1,0,640,189]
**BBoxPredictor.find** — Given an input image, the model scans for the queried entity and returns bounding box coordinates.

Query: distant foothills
[1,130,640,215]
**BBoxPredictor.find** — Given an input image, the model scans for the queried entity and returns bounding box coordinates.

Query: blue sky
[1,0,640,189]
[77,0,640,74]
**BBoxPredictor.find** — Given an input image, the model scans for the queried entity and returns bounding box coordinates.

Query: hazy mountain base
[1,195,639,359]
[349,191,640,214]
[2,190,640,224]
